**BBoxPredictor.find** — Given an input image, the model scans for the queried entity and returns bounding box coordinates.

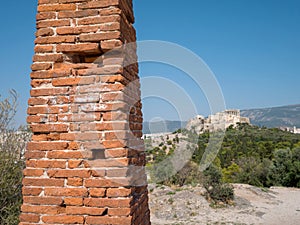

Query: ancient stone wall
[20,0,150,224]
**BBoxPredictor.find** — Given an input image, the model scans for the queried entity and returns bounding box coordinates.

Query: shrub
[0,91,30,225]
[203,165,234,204]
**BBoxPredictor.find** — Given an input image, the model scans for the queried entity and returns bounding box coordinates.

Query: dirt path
[149,183,300,225]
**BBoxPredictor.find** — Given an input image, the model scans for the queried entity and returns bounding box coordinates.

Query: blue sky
[0,0,299,125]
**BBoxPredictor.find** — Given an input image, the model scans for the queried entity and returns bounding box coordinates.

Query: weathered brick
[56,43,101,53]
[64,197,83,206]
[37,19,70,28]
[36,12,56,20]
[58,9,98,19]
[89,188,106,197]
[77,15,120,25]
[23,196,63,205]
[23,168,44,177]
[33,54,63,62]
[106,187,132,197]
[22,187,43,196]
[85,216,132,225]
[44,187,88,197]
[36,28,54,37]
[79,31,121,42]
[26,159,66,168]
[47,169,91,178]
[84,197,131,208]
[66,206,106,215]
[56,25,99,35]
[34,45,54,53]
[41,215,84,224]
[67,177,83,186]
[19,213,40,223]
[23,178,64,187]
[108,208,131,216]
[31,63,52,71]
[78,0,119,9]
[21,205,65,215]
[35,36,76,44]
[85,178,130,188]
[30,123,68,133]
[52,76,95,86]
[38,4,76,12]
[47,150,83,159]
[27,142,68,151]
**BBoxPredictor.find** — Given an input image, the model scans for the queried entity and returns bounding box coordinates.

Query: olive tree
[0,90,31,224]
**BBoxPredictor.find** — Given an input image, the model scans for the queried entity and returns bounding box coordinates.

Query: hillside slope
[241,104,300,128]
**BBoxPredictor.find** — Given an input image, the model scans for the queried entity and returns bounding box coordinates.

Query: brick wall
[20,0,151,224]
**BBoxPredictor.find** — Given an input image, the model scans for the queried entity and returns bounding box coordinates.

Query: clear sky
[0,0,299,125]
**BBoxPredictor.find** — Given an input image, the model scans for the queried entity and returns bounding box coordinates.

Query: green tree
[0,91,30,225]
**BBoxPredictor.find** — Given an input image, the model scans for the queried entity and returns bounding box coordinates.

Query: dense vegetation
[0,91,30,225]
[146,123,300,189]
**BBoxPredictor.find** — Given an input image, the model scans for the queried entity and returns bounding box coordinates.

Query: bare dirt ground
[149,183,300,225]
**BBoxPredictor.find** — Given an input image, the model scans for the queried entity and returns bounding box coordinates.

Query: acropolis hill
[186,109,251,133]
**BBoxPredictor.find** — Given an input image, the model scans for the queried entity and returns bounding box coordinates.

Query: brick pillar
[20,0,151,224]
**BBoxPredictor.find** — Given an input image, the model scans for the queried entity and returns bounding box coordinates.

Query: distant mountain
[142,104,300,134]
[143,120,187,134]
[241,104,300,128]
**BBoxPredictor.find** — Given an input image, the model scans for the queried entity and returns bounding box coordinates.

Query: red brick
[77,15,120,25]
[56,25,99,35]
[108,208,131,216]
[26,160,66,168]
[36,12,56,20]
[27,142,68,151]
[35,36,76,44]
[22,178,64,187]
[68,159,83,168]
[64,197,83,206]
[37,19,70,28]
[66,206,106,215]
[23,196,63,205]
[67,177,83,186]
[106,188,132,197]
[84,197,131,208]
[41,215,84,224]
[25,151,46,159]
[19,213,40,223]
[38,4,76,12]
[52,76,95,86]
[79,31,121,42]
[44,187,88,197]
[47,169,91,178]
[56,43,101,53]
[89,188,106,197]
[33,54,63,62]
[47,151,83,159]
[30,87,69,97]
[36,28,54,37]
[78,0,119,9]
[31,63,52,71]
[30,124,68,133]
[21,205,65,215]
[86,216,132,225]
[84,178,130,188]
[58,9,98,19]
[34,45,54,53]
[23,169,44,177]
[105,149,128,158]
[101,39,123,51]
[22,187,43,196]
